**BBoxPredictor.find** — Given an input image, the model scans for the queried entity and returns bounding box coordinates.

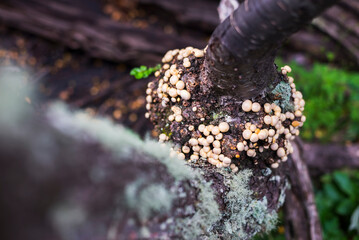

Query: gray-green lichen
[220,169,278,240]
[176,179,221,240]
[125,181,174,222]
[0,66,31,125]
[278,179,289,208]
[261,168,272,177]
[271,81,294,112]
[48,103,192,181]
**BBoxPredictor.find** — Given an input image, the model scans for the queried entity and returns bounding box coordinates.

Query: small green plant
[130,64,161,79]
[315,170,359,240]
[276,59,359,142]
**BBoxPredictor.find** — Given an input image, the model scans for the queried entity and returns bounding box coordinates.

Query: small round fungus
[176,81,185,90]
[213,148,221,155]
[175,115,183,122]
[206,135,214,144]
[170,75,179,85]
[237,142,244,151]
[223,157,231,164]
[219,122,230,132]
[211,126,220,135]
[242,100,252,112]
[247,149,256,157]
[182,146,190,153]
[180,90,191,100]
[252,102,261,112]
[277,147,286,158]
[250,133,259,142]
[258,130,268,140]
[198,124,205,132]
[264,115,272,125]
[270,143,279,151]
[159,133,167,141]
[271,162,279,169]
[189,138,198,146]
[243,129,252,140]
[264,103,272,113]
[213,140,221,148]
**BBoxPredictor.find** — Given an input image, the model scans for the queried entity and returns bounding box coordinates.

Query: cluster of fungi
[145,47,306,172]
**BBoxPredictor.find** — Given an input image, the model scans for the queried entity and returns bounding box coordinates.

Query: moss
[125,181,174,222]
[271,81,294,112]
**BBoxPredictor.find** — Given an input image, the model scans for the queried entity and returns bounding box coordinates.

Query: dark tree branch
[205,0,340,99]
[302,140,359,177]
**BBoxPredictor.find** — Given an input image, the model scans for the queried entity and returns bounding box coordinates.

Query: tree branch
[302,140,359,177]
[284,139,323,240]
[205,0,340,99]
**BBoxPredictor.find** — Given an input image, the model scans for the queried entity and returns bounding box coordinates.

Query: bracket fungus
[146,47,305,171]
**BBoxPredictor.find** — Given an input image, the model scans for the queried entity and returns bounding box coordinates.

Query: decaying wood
[0,0,203,65]
[1,0,358,68]
[312,0,359,66]
[135,0,219,31]
[302,140,359,177]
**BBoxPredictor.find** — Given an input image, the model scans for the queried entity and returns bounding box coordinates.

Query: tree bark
[302,140,359,177]
[204,0,340,99]
[284,139,323,240]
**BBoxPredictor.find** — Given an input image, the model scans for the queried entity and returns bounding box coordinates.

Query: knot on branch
[145,47,306,171]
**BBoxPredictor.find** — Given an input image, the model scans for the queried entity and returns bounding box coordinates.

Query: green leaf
[337,198,356,215]
[130,64,162,79]
[323,183,342,202]
[350,206,359,233]
[334,172,355,197]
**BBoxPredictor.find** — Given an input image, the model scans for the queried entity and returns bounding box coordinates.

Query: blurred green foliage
[255,170,359,240]
[316,170,359,240]
[130,64,161,79]
[276,59,359,142]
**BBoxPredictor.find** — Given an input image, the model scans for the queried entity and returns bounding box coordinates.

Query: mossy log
[0,67,285,240]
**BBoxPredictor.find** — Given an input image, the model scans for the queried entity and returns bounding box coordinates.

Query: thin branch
[284,139,323,240]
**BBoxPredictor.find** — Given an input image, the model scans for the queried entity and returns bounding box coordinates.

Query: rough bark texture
[302,140,359,177]
[204,0,340,99]
[284,139,323,240]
